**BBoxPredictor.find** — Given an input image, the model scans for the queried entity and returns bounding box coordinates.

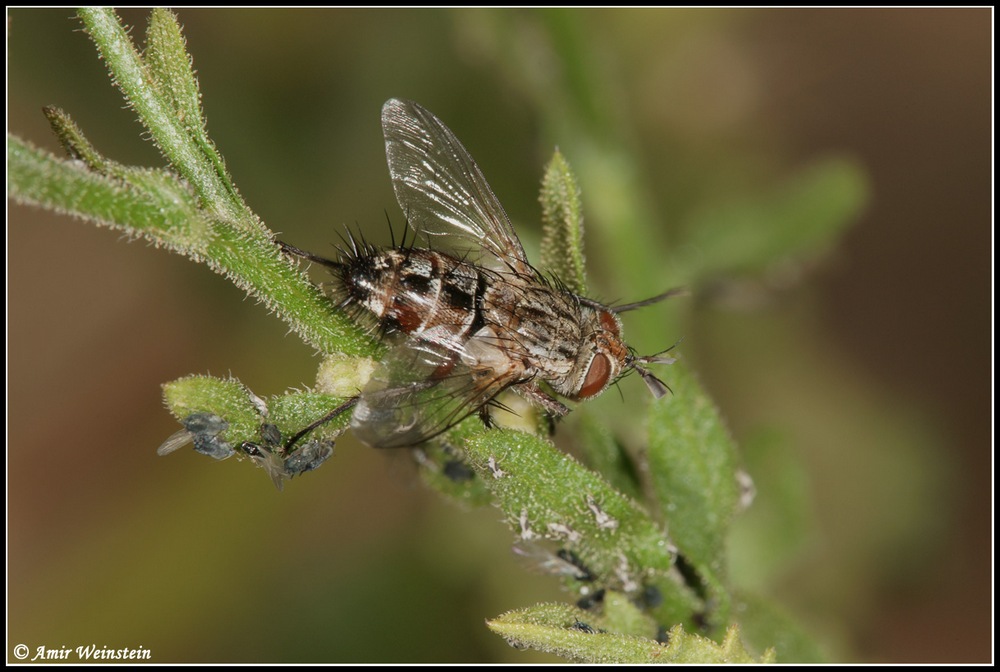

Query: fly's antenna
[628,339,683,399]
[612,287,687,313]
[633,365,672,399]
[610,284,684,398]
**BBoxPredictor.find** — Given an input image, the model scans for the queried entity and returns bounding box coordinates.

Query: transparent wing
[513,542,596,582]
[157,428,193,456]
[382,98,533,275]
[350,329,524,449]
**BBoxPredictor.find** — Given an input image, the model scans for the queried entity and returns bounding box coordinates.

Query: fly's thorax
[483,279,630,401]
[340,248,484,337]
[481,280,587,383]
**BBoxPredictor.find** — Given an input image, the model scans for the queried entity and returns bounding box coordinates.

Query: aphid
[241,424,336,487]
[442,459,475,482]
[157,412,235,460]
[259,422,282,447]
[556,549,597,583]
[512,542,596,582]
[283,99,677,449]
[283,439,335,477]
[639,584,663,609]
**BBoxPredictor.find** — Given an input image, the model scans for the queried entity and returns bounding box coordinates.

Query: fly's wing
[351,328,523,449]
[382,98,534,276]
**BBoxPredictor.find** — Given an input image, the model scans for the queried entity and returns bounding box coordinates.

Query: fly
[282,99,678,449]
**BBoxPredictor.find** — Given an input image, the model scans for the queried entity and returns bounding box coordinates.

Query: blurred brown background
[7,8,990,663]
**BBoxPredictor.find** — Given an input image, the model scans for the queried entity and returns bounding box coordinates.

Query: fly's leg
[478,406,495,429]
[513,381,570,436]
[515,381,570,417]
[284,396,359,452]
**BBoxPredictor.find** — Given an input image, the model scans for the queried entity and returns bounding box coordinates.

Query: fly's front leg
[513,381,570,436]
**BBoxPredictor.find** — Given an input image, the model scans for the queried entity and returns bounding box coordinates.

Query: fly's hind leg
[478,405,495,429]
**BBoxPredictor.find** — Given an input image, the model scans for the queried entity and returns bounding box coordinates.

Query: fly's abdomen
[340,248,483,338]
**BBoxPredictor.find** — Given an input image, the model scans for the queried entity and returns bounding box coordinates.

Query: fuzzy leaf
[38,106,214,251]
[601,589,660,638]
[487,603,772,663]
[413,438,494,508]
[464,429,702,627]
[144,8,206,138]
[41,106,116,175]
[732,592,827,663]
[78,8,244,222]
[8,132,212,249]
[162,375,265,444]
[144,8,235,210]
[646,359,741,630]
[539,149,587,294]
[575,413,643,501]
[266,391,353,442]
[10,129,376,357]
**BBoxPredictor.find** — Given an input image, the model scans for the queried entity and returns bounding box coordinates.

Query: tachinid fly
[282,99,677,449]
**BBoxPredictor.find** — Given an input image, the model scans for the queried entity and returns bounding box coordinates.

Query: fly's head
[568,307,629,401]
[568,303,676,402]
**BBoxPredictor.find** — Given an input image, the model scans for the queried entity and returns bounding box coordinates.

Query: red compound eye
[578,353,611,399]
